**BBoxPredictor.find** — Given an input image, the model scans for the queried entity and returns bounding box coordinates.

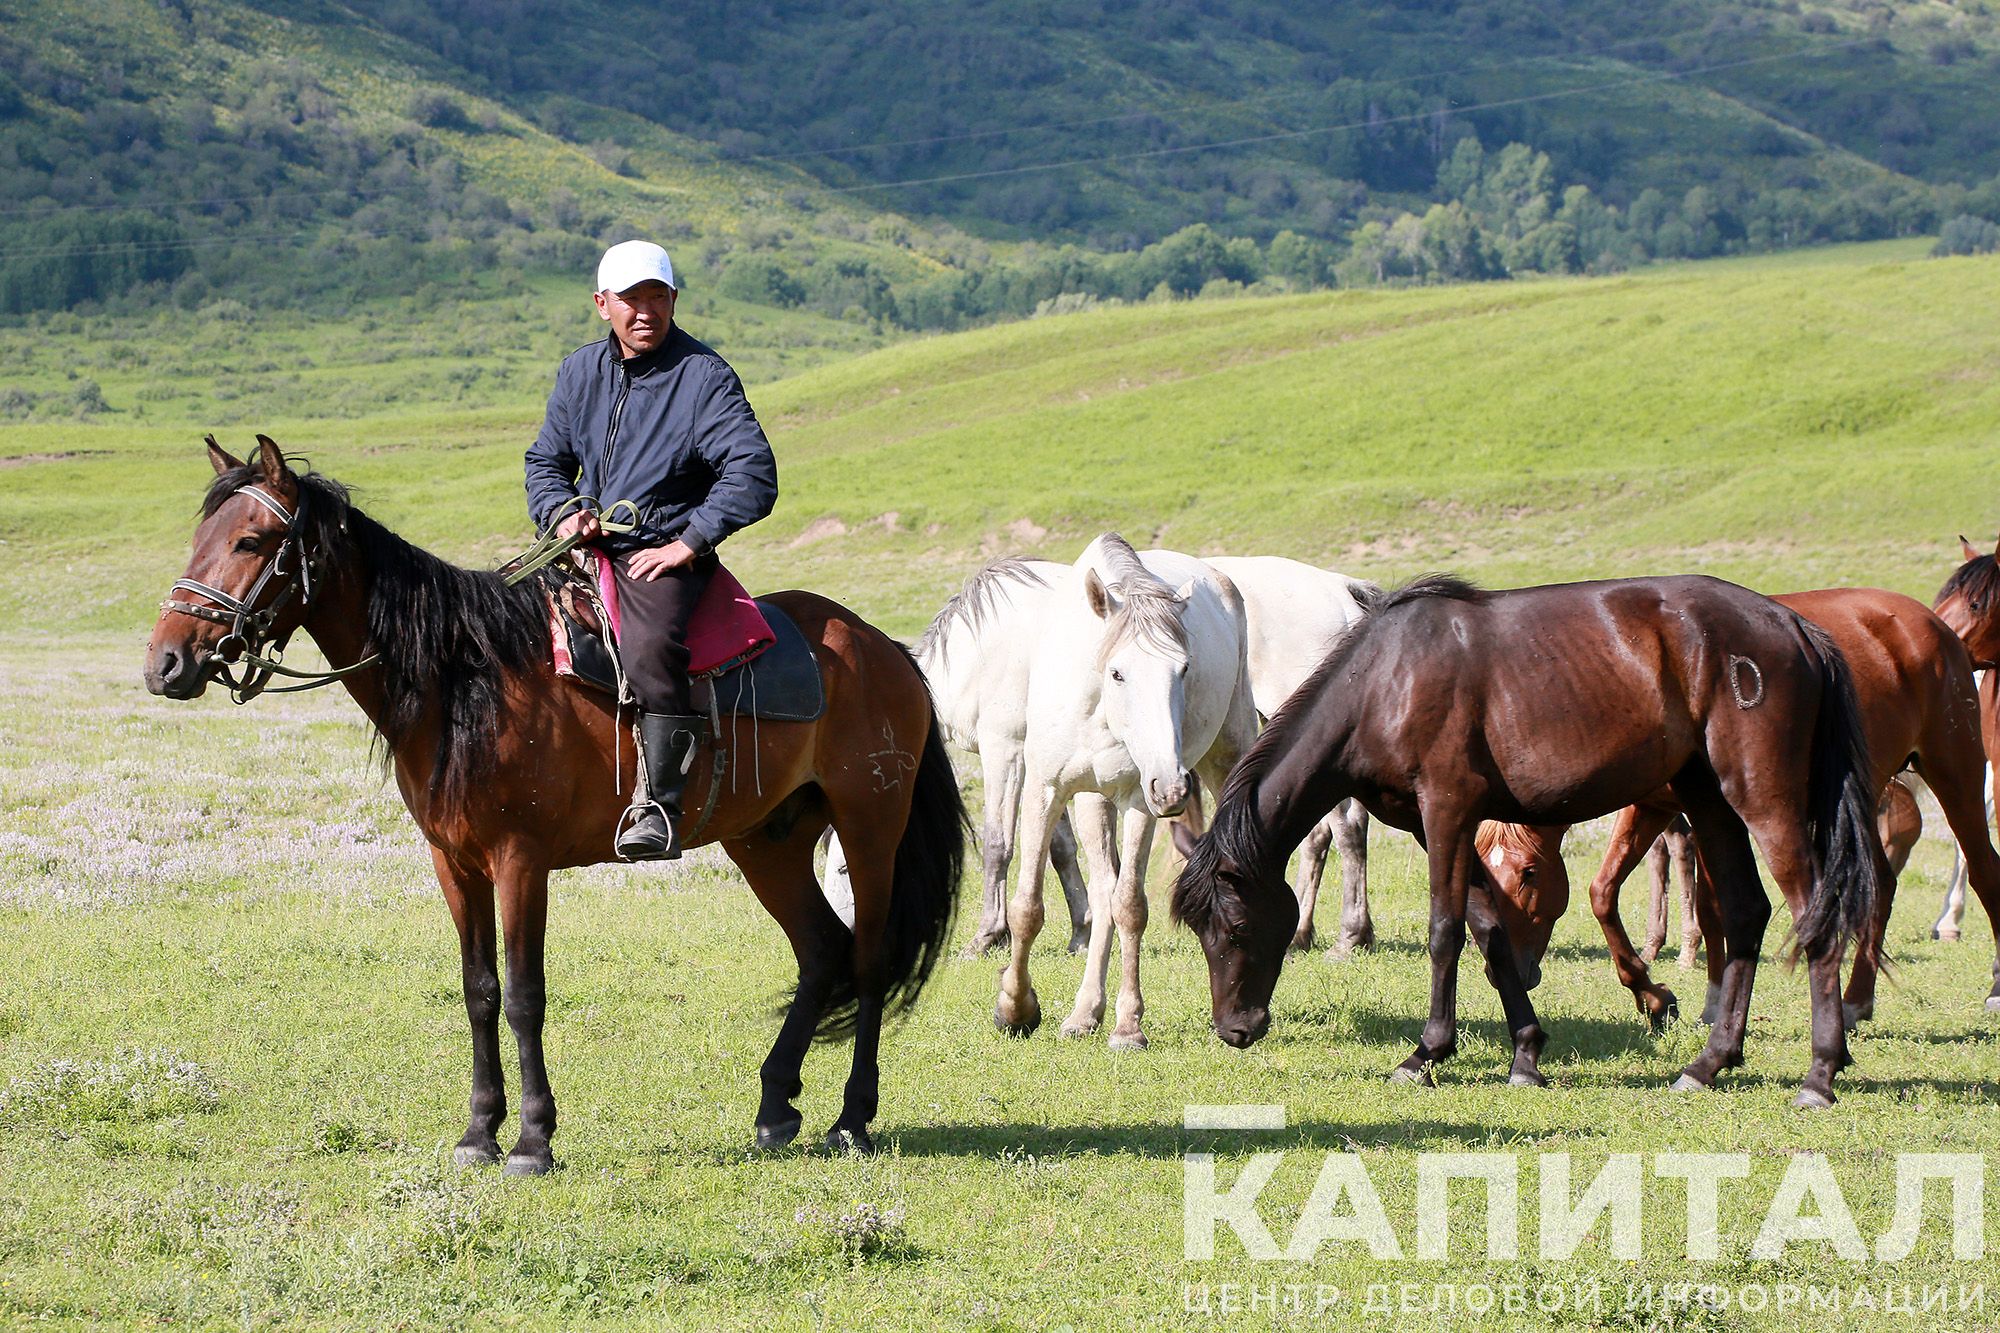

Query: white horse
[1204,556,1380,956]
[820,558,1091,952]
[994,534,1257,1049]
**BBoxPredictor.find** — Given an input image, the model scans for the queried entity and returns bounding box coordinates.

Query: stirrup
[614,799,681,861]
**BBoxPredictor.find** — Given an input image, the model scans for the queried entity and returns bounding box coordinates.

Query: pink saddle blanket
[593,553,775,676]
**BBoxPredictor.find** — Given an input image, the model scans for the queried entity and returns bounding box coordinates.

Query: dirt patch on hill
[0,450,111,468]
[789,516,850,547]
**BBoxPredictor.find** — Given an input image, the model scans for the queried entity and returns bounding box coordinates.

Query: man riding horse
[525,240,779,860]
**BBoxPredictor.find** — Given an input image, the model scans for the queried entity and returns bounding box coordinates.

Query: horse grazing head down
[1472,822,1571,991]
[1081,533,1199,818]
[1934,533,2000,668]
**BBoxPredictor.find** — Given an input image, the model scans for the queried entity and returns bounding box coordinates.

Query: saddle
[547,555,824,722]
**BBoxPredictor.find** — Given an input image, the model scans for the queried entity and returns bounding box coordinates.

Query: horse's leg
[1841,822,1899,1033]
[824,791,918,1156]
[495,857,558,1175]
[964,745,1024,957]
[1588,804,1681,1030]
[1667,775,1774,1096]
[1061,793,1123,1038]
[1741,801,1852,1110]
[1688,854,1727,1024]
[1050,809,1094,954]
[1936,849,1968,942]
[995,781,1057,1035]
[436,849,505,1168]
[1916,744,2000,1012]
[1107,803,1160,1051]
[726,826,846,1152]
[1391,813,1474,1086]
[1671,823,1702,968]
[1290,818,1331,953]
[1641,837,1669,963]
[1331,799,1375,956]
[1464,883,1549,1086]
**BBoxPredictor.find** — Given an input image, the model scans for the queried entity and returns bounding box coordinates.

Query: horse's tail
[1792,619,1882,965]
[816,651,966,1040]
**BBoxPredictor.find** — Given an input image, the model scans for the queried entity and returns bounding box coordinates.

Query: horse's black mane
[1936,553,2000,612]
[206,462,551,813]
[1173,573,1478,931]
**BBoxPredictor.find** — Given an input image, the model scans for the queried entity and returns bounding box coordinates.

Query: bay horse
[1174,574,1883,1108]
[143,436,964,1171]
[1479,588,2000,1030]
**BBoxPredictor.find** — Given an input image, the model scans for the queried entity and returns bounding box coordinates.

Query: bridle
[160,481,380,703]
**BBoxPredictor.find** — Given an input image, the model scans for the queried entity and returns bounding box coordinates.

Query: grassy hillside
[5,240,1995,646]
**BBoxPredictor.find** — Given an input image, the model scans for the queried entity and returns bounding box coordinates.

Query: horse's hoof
[1985,994,2000,1014]
[1792,1087,1835,1111]
[754,1118,803,1152]
[824,1126,875,1156]
[1841,1004,1866,1034]
[1289,931,1315,954]
[1934,929,1961,943]
[1388,1064,1434,1088]
[1058,1017,1099,1039]
[502,1149,554,1177]
[1066,933,1090,955]
[1107,1030,1149,1052]
[1669,1073,1711,1093]
[994,1003,1041,1037]
[452,1141,501,1169]
[1509,1069,1548,1088]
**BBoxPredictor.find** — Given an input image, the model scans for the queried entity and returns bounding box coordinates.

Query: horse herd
[145,436,2000,1173]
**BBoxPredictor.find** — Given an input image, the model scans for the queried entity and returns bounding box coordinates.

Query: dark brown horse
[1173,575,1882,1108]
[144,437,964,1172]
[1480,588,2000,1031]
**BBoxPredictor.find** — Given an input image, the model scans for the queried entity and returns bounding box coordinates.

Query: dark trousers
[611,550,716,713]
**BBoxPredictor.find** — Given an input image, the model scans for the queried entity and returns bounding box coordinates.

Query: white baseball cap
[596,240,677,294]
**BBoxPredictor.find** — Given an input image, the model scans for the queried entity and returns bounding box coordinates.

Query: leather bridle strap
[159,482,379,703]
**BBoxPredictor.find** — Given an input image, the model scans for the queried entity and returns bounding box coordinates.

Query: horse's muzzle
[1215,1009,1270,1049]
[144,644,210,699]
[1147,773,1191,818]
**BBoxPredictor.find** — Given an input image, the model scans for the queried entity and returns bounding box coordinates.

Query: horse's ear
[1084,568,1115,619]
[205,434,244,475]
[1174,578,1197,603]
[253,434,291,489]
[1963,535,1981,563]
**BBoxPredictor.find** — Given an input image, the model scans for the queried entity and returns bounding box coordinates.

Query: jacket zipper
[601,362,631,475]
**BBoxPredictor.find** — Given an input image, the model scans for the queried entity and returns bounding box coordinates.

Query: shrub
[1934,214,2000,256]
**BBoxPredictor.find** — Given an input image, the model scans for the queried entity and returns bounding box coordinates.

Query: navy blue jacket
[524,327,778,554]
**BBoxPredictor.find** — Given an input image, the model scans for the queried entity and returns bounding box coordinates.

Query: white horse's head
[1083,560,1198,818]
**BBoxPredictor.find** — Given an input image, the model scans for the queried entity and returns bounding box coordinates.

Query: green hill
[5,241,1996,645]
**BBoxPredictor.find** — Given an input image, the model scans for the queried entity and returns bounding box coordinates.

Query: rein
[165,484,643,705]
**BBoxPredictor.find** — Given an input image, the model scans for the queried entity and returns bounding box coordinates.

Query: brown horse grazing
[143,437,964,1172]
[1174,574,1883,1108]
[1489,589,2000,1032]
[1481,775,1932,1028]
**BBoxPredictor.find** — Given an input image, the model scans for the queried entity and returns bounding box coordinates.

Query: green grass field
[5,242,2000,1329]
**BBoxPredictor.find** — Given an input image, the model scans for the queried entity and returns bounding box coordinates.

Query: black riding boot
[616,712,706,861]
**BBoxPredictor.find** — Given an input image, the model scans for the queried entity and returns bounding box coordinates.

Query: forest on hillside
[4,0,2000,329]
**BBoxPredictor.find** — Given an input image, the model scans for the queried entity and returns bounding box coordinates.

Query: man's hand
[625,539,698,581]
[556,509,602,542]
